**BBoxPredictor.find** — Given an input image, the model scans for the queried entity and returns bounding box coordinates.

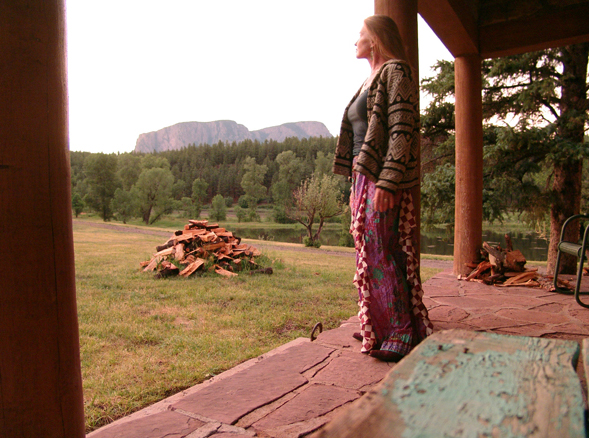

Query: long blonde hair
[364,15,408,63]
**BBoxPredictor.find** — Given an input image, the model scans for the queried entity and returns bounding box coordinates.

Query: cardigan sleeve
[376,62,418,192]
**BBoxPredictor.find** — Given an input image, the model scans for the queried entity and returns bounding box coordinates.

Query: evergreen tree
[421,45,589,273]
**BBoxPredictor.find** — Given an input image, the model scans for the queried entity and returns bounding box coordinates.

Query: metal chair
[553,214,589,308]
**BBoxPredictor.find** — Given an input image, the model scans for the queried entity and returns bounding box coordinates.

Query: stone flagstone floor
[87,269,589,438]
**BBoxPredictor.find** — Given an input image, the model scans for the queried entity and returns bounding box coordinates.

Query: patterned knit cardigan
[333,60,419,193]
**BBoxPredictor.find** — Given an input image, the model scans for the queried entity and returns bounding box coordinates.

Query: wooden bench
[313,329,586,437]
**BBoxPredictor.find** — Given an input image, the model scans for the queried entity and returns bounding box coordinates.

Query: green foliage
[288,174,344,246]
[69,136,339,228]
[237,195,249,209]
[338,205,354,247]
[303,236,322,248]
[271,151,303,204]
[83,153,120,221]
[209,194,227,221]
[420,46,589,239]
[117,153,142,191]
[241,156,268,201]
[234,205,247,223]
[72,192,85,218]
[132,166,175,225]
[313,151,334,177]
[191,178,208,218]
[110,188,135,224]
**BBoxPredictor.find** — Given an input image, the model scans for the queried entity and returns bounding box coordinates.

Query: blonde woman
[334,15,433,362]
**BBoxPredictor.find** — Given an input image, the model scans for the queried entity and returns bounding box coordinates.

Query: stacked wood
[140,220,265,278]
[461,235,540,287]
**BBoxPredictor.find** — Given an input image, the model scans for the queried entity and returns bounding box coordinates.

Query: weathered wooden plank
[313,329,584,438]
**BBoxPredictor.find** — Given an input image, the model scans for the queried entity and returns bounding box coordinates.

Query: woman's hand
[374,188,395,212]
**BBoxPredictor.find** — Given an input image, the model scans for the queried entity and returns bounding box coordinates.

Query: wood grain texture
[313,329,585,438]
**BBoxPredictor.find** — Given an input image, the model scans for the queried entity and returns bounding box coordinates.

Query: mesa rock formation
[134,120,332,153]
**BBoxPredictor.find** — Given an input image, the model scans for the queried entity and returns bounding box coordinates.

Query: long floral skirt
[350,171,433,355]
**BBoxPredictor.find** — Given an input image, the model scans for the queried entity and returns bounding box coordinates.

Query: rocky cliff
[134,120,333,153]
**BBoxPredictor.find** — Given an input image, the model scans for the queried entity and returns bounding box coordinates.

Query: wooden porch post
[453,54,484,276]
[0,1,85,436]
[374,0,421,255]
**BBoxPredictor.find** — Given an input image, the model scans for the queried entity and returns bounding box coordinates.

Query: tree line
[70,136,347,246]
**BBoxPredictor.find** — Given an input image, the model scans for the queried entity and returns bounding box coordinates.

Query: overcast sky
[66,1,452,154]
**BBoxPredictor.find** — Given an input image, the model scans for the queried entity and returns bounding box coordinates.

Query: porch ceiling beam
[418,0,479,57]
[480,3,589,58]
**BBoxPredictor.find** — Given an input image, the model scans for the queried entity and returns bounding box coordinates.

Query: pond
[233,226,549,261]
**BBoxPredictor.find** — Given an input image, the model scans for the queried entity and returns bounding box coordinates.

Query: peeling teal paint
[387,341,584,438]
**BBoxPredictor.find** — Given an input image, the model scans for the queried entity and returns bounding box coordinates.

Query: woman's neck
[369,53,388,74]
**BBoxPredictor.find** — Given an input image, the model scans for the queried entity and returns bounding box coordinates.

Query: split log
[215,266,238,278]
[483,242,505,274]
[502,270,538,286]
[504,249,526,272]
[174,243,185,261]
[179,258,205,277]
[465,261,492,281]
[155,261,179,278]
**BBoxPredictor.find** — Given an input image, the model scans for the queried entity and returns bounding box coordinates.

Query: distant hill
[134,120,333,153]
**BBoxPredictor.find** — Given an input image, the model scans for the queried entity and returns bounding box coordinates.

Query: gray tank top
[348,89,368,156]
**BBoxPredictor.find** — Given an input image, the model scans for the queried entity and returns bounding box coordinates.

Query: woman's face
[355,24,373,60]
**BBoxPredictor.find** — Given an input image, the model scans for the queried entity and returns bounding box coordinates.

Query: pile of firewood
[461,234,560,289]
[140,220,267,279]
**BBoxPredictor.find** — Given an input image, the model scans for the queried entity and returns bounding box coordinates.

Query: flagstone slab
[172,342,334,424]
[531,302,567,313]
[312,351,391,390]
[428,305,469,322]
[465,314,524,330]
[568,308,589,324]
[496,308,572,325]
[424,285,462,297]
[88,410,204,438]
[472,293,547,308]
[253,384,359,430]
[434,296,499,309]
[314,324,357,349]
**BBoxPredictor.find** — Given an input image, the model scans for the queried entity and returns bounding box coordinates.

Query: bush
[303,237,321,248]
[234,205,247,223]
[272,205,296,224]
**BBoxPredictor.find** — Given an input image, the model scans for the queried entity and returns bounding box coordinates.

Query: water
[234,226,549,261]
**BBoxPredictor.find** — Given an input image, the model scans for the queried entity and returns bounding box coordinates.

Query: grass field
[73,220,443,432]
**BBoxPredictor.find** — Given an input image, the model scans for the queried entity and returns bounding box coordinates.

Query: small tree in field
[287,174,344,247]
[209,194,227,221]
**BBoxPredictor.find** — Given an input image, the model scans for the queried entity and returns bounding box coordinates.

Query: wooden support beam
[0,1,85,436]
[453,54,483,276]
[418,0,479,57]
[374,0,422,256]
[480,3,589,58]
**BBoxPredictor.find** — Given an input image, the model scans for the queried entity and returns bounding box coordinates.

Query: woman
[334,15,433,362]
